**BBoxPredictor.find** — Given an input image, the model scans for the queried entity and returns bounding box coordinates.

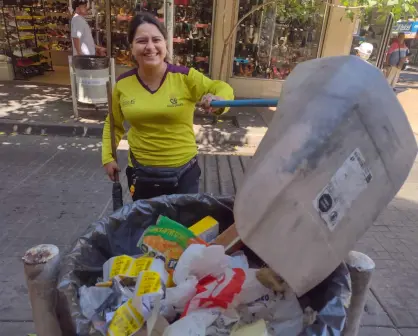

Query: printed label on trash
[129,257,154,277]
[107,299,145,336]
[106,256,157,280]
[136,271,162,296]
[109,255,133,279]
[313,148,372,231]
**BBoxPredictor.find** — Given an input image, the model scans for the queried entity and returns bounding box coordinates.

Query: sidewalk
[2,75,418,335]
[0,81,267,153]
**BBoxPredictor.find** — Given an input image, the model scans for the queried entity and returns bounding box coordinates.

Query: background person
[386,32,408,88]
[101,12,234,200]
[354,42,374,62]
[71,0,106,56]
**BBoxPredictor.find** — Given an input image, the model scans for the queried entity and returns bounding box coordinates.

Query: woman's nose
[145,40,155,50]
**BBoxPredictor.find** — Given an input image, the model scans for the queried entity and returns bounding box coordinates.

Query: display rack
[1,1,54,79]
[232,0,325,80]
[172,0,214,75]
[0,6,8,56]
[107,0,214,75]
[109,0,164,68]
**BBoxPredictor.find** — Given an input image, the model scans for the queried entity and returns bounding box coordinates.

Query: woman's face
[131,23,167,69]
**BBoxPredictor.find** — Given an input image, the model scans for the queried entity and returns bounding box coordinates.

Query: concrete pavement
[0,135,113,331]
[2,76,418,335]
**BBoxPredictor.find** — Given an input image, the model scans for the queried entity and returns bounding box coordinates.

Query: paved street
[0,135,113,333]
[1,79,418,335]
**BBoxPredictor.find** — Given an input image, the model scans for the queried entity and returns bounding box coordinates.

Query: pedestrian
[101,12,234,201]
[71,0,106,56]
[385,32,408,88]
[354,42,374,62]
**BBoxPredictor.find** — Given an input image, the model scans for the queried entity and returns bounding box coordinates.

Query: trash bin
[56,194,351,336]
[73,56,109,104]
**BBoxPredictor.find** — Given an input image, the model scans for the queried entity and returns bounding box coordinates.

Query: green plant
[341,0,418,21]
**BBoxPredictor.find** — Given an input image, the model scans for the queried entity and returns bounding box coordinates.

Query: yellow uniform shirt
[102,64,234,168]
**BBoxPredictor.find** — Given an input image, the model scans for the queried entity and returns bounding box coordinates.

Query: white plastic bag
[173,244,229,285]
[236,285,303,335]
[161,276,198,321]
[162,309,221,336]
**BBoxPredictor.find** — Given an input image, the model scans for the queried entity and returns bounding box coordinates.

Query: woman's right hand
[104,161,121,181]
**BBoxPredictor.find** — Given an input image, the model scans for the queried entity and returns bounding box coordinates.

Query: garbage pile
[78,215,305,335]
[56,195,351,336]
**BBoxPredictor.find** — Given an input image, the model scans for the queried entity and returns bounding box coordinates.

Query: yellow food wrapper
[107,270,164,336]
[103,255,168,284]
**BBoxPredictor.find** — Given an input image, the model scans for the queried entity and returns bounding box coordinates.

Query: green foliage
[344,0,418,21]
[260,0,418,22]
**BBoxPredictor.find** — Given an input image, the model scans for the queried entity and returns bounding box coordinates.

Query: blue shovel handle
[210,99,279,108]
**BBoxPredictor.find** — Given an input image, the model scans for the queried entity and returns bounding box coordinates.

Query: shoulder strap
[130,150,140,167]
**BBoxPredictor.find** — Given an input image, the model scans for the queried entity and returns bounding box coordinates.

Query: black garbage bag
[56,194,351,336]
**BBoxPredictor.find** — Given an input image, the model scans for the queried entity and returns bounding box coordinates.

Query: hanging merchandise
[232,0,326,81]
[172,0,213,75]
[1,0,54,79]
[110,0,164,68]
[42,0,72,67]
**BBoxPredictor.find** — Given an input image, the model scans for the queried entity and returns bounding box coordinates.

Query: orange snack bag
[137,216,207,286]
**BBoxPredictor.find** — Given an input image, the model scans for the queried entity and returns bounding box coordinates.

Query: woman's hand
[197,94,224,114]
[104,161,121,181]
[96,46,106,56]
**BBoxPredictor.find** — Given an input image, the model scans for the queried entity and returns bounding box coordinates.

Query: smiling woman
[101,12,234,201]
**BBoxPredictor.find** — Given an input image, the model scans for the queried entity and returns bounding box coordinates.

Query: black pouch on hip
[130,151,197,199]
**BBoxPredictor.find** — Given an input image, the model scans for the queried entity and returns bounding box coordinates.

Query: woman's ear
[164,49,172,63]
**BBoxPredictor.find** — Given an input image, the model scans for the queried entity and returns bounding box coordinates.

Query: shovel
[211,56,417,296]
[106,81,123,211]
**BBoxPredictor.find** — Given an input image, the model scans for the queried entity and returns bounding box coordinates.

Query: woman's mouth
[144,53,159,58]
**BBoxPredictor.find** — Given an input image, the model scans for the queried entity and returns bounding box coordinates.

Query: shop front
[0,0,357,97]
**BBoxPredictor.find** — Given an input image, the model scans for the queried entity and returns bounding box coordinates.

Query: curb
[0,118,265,147]
[0,118,103,138]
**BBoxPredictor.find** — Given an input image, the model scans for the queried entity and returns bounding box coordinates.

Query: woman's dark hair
[128,12,168,44]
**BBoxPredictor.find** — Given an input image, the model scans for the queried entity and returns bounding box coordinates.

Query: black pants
[126,161,201,201]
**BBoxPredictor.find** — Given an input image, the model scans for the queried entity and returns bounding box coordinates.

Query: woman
[102,12,234,200]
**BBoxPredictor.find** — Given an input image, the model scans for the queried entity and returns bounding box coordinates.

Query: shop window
[111,0,164,68]
[172,0,214,75]
[232,0,326,80]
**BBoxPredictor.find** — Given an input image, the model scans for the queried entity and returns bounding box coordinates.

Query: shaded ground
[0,134,253,334]
[0,81,269,155]
[1,72,418,335]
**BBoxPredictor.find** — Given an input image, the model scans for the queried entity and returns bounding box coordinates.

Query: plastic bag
[173,244,229,285]
[56,194,351,336]
[79,286,113,320]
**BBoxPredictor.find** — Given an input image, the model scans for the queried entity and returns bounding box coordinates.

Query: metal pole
[23,244,62,336]
[68,56,79,118]
[110,57,116,89]
[344,251,375,336]
[165,0,174,61]
[105,0,112,58]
